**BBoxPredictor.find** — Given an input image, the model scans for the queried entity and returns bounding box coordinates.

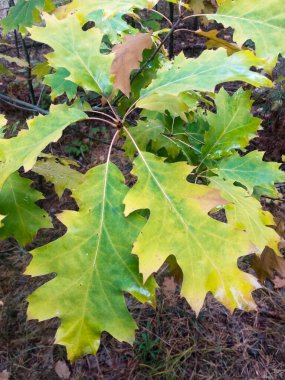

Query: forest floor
[1,4,285,380]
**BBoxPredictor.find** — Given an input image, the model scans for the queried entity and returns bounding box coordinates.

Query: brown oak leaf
[252,246,285,287]
[54,361,70,380]
[111,33,153,97]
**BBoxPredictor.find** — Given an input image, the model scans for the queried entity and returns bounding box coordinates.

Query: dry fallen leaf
[54,361,71,380]
[111,33,153,97]
[162,276,177,306]
[273,276,285,289]
[0,370,9,380]
[196,29,241,55]
[252,246,285,287]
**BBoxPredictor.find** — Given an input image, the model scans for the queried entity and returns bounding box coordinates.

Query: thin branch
[0,93,48,114]
[36,84,46,107]
[0,97,39,113]
[8,0,36,105]
[182,14,204,22]
[174,28,196,34]
[169,2,175,59]
[13,30,20,58]
[150,8,173,27]
[106,130,120,162]
[19,34,36,105]
[88,110,118,123]
[88,117,117,128]
[106,98,121,122]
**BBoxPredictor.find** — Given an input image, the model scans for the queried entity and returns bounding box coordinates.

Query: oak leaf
[123,146,258,313]
[0,172,52,245]
[138,49,272,107]
[0,104,86,189]
[252,247,285,288]
[26,163,156,361]
[208,0,285,61]
[111,33,153,97]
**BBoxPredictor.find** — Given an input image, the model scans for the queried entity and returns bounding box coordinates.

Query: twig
[9,0,36,104]
[36,84,46,107]
[169,2,175,59]
[0,97,38,113]
[88,109,118,123]
[0,93,48,114]
[19,34,36,105]
[88,116,117,128]
[13,30,20,58]
[150,8,173,27]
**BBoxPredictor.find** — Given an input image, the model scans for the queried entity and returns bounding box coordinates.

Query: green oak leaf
[87,11,135,43]
[44,68,77,101]
[137,92,199,121]
[32,61,51,80]
[124,112,184,159]
[1,0,54,34]
[0,104,86,189]
[32,155,83,198]
[0,172,52,245]
[208,0,285,60]
[209,176,280,253]
[0,115,8,138]
[123,118,164,158]
[29,14,115,96]
[26,162,156,361]
[202,88,261,160]
[213,151,285,197]
[185,111,210,162]
[138,49,273,105]
[0,63,12,77]
[0,115,6,127]
[123,135,258,313]
[55,0,159,20]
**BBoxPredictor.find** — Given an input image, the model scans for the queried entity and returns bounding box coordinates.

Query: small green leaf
[32,61,51,80]
[213,151,285,196]
[87,11,135,43]
[32,155,83,198]
[44,68,77,101]
[1,0,54,34]
[209,176,279,253]
[0,63,12,76]
[202,88,261,160]
[0,172,52,245]
[137,92,199,121]
[123,118,164,158]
